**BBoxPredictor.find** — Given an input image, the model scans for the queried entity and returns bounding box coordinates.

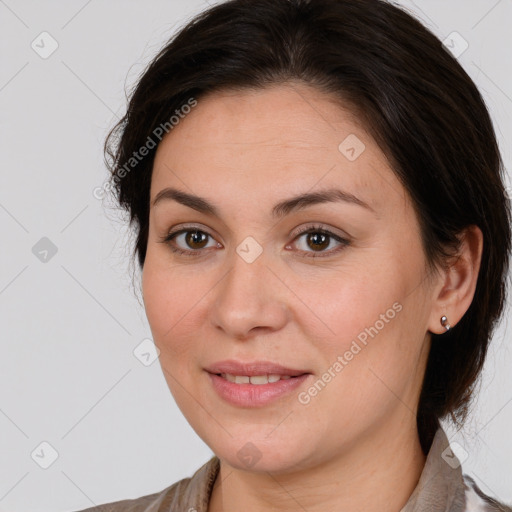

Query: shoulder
[463,474,512,512]
[71,478,186,512]
[71,456,220,512]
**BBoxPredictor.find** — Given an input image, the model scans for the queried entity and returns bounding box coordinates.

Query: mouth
[217,373,298,384]
[205,360,312,406]
[205,359,310,379]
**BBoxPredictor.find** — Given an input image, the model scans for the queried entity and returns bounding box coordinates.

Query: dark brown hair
[104,0,511,453]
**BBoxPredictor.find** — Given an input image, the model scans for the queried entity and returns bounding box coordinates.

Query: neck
[208,420,427,512]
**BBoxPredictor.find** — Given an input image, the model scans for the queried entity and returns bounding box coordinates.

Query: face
[142,82,438,474]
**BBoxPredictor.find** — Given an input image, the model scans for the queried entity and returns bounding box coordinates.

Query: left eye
[289,228,350,257]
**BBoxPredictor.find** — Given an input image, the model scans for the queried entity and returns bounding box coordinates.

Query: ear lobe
[429,225,483,334]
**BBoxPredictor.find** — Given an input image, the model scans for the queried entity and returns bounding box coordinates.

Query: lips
[205,360,310,378]
[204,360,312,406]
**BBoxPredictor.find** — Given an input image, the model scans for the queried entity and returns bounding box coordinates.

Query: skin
[141,82,482,512]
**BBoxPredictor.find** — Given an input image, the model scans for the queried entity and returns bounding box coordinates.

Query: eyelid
[288,222,351,241]
[166,222,219,239]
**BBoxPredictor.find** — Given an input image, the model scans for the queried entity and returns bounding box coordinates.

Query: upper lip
[205,360,310,377]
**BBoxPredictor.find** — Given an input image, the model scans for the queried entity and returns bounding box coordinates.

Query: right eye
[159,227,222,256]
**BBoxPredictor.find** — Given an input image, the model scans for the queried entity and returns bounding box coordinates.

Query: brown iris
[185,230,209,249]
[306,232,330,251]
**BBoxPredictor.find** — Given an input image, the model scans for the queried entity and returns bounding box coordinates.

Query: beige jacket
[74,427,511,511]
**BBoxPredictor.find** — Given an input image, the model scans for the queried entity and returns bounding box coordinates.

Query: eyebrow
[151,186,375,218]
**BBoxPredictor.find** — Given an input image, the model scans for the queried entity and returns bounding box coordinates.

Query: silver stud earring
[440,315,451,331]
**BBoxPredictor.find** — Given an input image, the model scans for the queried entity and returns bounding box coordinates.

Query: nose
[209,246,290,340]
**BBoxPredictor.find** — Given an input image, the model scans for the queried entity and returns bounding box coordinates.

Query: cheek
[141,257,205,361]
[141,261,210,415]
[302,246,428,411]
[301,252,403,350]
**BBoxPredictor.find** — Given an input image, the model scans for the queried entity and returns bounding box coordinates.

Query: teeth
[249,375,268,385]
[220,373,294,384]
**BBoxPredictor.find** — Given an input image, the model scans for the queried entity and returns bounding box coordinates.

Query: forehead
[151,83,408,215]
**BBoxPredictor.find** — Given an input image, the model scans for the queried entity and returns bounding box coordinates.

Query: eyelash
[158,223,351,259]
[160,224,350,258]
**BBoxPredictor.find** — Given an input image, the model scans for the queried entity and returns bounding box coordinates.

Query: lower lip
[207,372,311,407]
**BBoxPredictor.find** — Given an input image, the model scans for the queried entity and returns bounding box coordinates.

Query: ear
[428,225,483,334]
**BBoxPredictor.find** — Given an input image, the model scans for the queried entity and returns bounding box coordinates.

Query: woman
[77,0,512,510]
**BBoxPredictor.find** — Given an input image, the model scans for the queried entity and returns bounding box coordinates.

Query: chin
[208,433,317,474]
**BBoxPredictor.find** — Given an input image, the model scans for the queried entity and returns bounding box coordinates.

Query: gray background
[1,1,511,510]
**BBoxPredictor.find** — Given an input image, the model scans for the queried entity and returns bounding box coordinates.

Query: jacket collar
[400,427,466,512]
